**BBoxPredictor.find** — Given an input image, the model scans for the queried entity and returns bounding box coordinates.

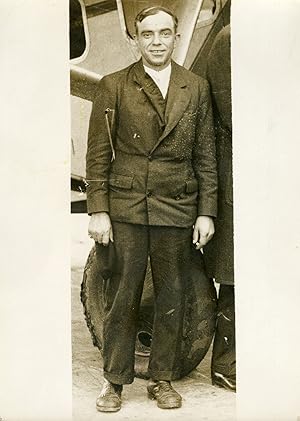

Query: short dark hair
[134,6,178,34]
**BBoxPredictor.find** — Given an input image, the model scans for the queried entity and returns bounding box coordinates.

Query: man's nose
[152,32,162,45]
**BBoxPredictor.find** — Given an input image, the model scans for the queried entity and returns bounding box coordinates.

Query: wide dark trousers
[211,284,236,386]
[101,221,192,385]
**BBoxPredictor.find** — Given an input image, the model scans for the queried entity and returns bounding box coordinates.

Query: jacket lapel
[132,60,191,153]
[150,61,191,153]
[132,60,166,123]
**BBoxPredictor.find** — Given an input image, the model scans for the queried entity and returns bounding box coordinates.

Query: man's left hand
[193,216,215,250]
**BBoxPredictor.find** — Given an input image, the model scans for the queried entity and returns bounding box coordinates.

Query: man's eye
[161,31,171,37]
[143,33,152,39]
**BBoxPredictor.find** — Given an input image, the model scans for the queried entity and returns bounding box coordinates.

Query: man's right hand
[88,212,113,246]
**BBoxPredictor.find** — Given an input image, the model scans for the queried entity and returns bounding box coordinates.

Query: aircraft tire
[81,245,217,379]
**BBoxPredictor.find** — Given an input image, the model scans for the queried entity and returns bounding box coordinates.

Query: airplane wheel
[81,246,217,379]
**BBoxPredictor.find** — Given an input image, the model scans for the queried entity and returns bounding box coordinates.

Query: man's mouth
[150,50,165,55]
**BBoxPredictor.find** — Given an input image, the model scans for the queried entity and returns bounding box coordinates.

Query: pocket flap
[185,179,198,193]
[109,174,133,189]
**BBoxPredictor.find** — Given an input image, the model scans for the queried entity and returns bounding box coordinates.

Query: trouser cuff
[148,369,181,381]
[104,371,134,385]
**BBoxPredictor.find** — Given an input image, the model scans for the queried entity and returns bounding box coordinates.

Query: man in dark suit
[204,24,236,392]
[86,6,217,412]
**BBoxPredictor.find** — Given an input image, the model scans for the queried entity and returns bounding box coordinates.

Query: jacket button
[148,154,152,161]
[147,191,152,197]
[175,194,181,200]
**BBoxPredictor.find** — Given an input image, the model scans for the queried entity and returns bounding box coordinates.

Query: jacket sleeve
[85,76,117,215]
[193,79,218,218]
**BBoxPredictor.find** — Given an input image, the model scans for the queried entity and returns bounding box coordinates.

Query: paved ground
[71,215,236,421]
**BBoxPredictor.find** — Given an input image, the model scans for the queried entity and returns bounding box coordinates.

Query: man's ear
[133,33,139,47]
[174,33,181,48]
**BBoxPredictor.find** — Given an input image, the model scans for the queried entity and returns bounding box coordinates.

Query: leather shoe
[147,380,182,409]
[212,373,236,392]
[96,379,123,412]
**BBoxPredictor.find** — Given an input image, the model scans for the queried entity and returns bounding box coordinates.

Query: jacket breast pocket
[109,174,133,191]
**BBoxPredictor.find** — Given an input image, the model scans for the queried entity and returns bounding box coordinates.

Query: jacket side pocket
[109,174,133,190]
[185,179,198,193]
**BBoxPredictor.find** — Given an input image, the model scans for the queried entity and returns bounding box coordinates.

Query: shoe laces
[102,381,122,397]
[154,381,175,395]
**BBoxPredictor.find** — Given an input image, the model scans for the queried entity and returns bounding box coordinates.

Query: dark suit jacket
[86,59,217,228]
[204,25,234,284]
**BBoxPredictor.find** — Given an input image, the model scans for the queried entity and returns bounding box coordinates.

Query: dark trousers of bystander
[211,284,236,391]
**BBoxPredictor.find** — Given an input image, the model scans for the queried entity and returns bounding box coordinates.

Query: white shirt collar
[143,63,172,99]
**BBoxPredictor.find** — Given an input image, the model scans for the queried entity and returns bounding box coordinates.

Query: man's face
[135,11,179,70]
